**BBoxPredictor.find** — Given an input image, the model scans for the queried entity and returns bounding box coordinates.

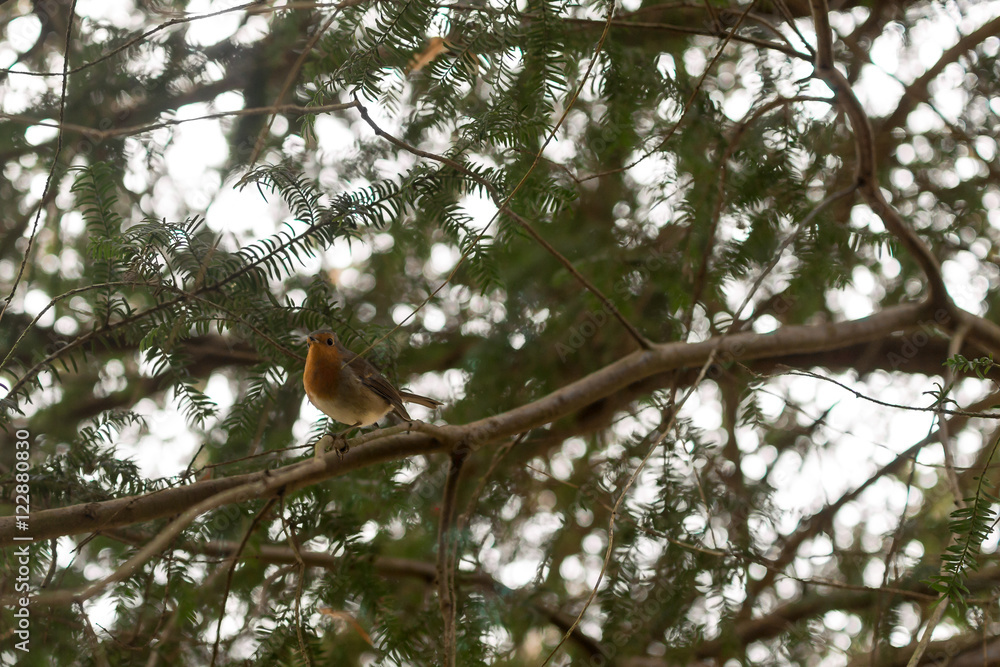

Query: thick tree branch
[8,300,1000,551]
[695,564,1000,660]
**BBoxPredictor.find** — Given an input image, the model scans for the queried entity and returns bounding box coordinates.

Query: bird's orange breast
[304,349,338,401]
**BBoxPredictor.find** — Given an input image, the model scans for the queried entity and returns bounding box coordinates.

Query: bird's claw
[335,435,350,460]
[314,429,354,461]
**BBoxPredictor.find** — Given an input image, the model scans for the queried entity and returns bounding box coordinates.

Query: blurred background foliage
[2,0,1000,664]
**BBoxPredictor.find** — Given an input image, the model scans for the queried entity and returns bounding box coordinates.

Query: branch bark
[3,299,976,549]
[807,0,949,309]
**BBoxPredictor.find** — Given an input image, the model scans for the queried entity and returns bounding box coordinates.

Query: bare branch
[0,0,78,329]
[246,9,344,168]
[906,599,950,667]
[0,103,358,142]
[437,448,468,667]
[939,324,972,509]
[1,300,954,549]
[807,0,950,308]
[209,497,278,666]
[882,15,1000,134]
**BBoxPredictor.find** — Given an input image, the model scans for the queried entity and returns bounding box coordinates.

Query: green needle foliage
[2,0,1000,665]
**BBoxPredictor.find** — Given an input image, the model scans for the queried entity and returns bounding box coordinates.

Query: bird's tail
[399,392,443,409]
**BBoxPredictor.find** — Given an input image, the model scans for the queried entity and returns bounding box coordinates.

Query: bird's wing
[340,346,412,419]
[361,372,412,420]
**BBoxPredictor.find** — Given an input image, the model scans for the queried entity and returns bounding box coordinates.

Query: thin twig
[905,598,950,667]
[871,454,919,665]
[0,103,357,142]
[437,447,469,667]
[209,497,278,667]
[457,433,526,533]
[145,601,183,667]
[772,0,816,56]
[0,0,78,328]
[559,16,809,61]
[939,324,971,508]
[41,538,59,589]
[777,368,1000,420]
[76,601,112,667]
[701,0,720,30]
[246,6,348,167]
[353,101,653,353]
[579,0,760,184]
[275,495,314,667]
[0,1,265,78]
[732,184,858,324]
[907,428,1000,667]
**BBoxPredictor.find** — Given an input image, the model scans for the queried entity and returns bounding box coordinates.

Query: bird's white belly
[308,390,392,427]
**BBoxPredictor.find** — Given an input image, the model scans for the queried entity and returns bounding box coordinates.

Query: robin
[303,329,442,455]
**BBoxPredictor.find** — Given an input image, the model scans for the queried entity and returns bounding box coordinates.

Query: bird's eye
[326,338,333,346]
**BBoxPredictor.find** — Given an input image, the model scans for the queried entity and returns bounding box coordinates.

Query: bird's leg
[332,424,359,459]
[313,424,360,460]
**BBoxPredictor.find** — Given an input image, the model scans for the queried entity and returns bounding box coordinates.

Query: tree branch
[0,300,952,548]
[743,388,1000,610]
[437,448,467,667]
[0,103,358,142]
[881,15,1000,134]
[807,0,950,309]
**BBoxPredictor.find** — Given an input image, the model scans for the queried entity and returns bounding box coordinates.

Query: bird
[303,329,442,455]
